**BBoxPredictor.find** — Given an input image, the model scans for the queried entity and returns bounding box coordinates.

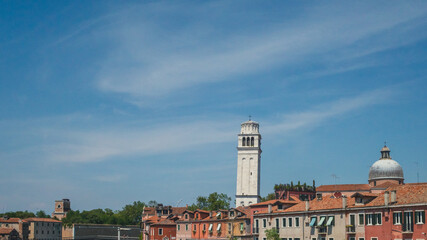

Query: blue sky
[0,1,426,213]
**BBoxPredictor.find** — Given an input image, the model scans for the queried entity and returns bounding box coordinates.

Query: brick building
[0,217,28,240]
[24,218,62,240]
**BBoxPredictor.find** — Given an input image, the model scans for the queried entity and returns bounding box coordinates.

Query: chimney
[342,196,347,209]
[305,201,309,211]
[384,191,389,206]
[209,212,212,217]
[391,190,397,203]
[268,204,272,213]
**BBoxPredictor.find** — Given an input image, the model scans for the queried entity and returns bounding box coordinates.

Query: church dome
[368,145,404,181]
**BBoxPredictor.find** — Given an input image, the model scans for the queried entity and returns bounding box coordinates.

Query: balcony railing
[346,226,356,233]
[318,226,327,234]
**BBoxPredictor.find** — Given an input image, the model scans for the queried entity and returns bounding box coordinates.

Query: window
[415,211,425,224]
[403,212,413,232]
[185,214,188,219]
[329,238,334,240]
[263,219,267,228]
[282,238,287,240]
[309,217,317,227]
[276,219,280,228]
[295,238,300,240]
[282,218,286,227]
[359,238,365,240]
[240,223,244,231]
[359,214,364,225]
[193,225,197,231]
[325,216,333,226]
[177,225,180,231]
[203,224,206,231]
[376,213,382,225]
[288,217,293,227]
[185,224,188,231]
[209,224,213,233]
[393,212,402,225]
[366,214,373,225]
[228,223,232,233]
[371,238,378,240]
[278,204,283,210]
[312,238,316,240]
[295,217,300,227]
[349,238,355,240]
[159,229,163,235]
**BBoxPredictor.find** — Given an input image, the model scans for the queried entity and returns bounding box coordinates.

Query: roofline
[253,203,427,217]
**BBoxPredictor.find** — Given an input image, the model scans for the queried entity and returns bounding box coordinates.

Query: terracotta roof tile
[250,199,298,207]
[24,218,61,223]
[172,207,188,215]
[364,183,427,207]
[317,184,371,192]
[0,218,21,223]
[0,228,15,234]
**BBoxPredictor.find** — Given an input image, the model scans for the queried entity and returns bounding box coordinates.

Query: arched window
[242,137,246,146]
[246,137,250,146]
[251,137,254,146]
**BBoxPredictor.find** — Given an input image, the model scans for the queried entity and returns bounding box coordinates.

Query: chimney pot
[384,191,390,206]
[391,190,397,203]
[342,196,347,209]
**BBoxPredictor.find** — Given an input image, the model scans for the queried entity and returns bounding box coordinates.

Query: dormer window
[356,197,363,204]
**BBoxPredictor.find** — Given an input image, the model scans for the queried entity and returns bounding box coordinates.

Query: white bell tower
[236,118,261,207]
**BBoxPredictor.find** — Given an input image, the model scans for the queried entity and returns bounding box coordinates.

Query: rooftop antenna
[331,174,339,191]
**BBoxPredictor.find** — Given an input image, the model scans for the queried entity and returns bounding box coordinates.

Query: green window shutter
[372,214,377,225]
[422,211,426,224]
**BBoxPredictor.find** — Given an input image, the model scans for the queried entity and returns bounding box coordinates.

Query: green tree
[118,201,146,225]
[188,192,231,211]
[35,210,50,218]
[0,211,35,219]
[148,200,158,207]
[260,193,276,202]
[265,228,280,240]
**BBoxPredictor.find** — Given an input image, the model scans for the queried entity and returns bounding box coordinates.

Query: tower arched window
[246,137,250,146]
[242,137,246,146]
[251,137,254,146]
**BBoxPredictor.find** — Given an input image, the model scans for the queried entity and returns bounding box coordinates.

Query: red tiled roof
[0,228,15,234]
[172,207,187,215]
[371,181,399,189]
[250,199,298,207]
[279,197,356,213]
[317,184,371,192]
[0,218,21,223]
[364,183,427,207]
[23,218,62,223]
[351,192,379,198]
[152,218,176,226]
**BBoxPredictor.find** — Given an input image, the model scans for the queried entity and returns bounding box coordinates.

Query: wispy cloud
[264,88,394,134]
[0,88,393,164]
[90,1,427,99]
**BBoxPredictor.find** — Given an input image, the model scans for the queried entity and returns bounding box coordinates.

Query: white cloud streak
[91,1,427,98]
[4,88,392,163]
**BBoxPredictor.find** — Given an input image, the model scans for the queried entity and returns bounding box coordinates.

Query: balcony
[253,228,259,234]
[346,225,356,234]
[318,227,327,234]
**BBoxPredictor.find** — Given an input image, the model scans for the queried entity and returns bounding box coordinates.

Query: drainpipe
[268,204,272,214]
[384,191,389,206]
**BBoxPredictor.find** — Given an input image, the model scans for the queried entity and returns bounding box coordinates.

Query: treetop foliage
[187,192,231,211]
